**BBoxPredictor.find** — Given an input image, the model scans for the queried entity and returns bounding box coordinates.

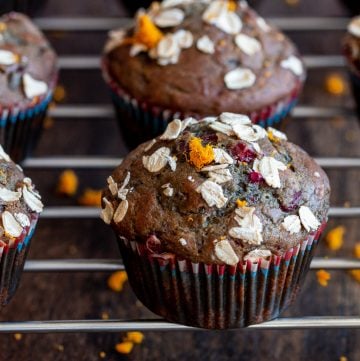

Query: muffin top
[344,16,360,74]
[104,0,305,116]
[0,145,43,246]
[101,113,330,265]
[0,12,58,108]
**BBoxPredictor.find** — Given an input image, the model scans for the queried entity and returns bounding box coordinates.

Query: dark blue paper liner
[0,91,54,162]
[0,214,38,308]
[102,59,303,150]
[349,72,360,120]
[116,223,326,329]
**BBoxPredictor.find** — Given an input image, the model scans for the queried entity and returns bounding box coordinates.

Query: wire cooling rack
[1,15,359,333]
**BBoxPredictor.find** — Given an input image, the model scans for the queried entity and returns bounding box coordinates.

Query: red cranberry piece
[231,142,257,163]
[249,171,264,183]
[146,235,163,254]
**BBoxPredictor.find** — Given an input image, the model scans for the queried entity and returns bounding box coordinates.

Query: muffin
[343,16,360,119]
[0,12,58,162]
[102,0,306,149]
[0,144,43,307]
[101,112,330,329]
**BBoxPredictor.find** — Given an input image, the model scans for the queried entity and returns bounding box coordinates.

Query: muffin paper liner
[0,214,38,308]
[116,222,326,329]
[0,89,54,163]
[102,59,302,150]
[349,72,360,120]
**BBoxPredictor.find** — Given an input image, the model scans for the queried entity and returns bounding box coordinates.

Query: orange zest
[325,226,345,251]
[188,137,215,170]
[236,199,248,208]
[126,332,144,344]
[56,170,78,197]
[227,1,237,11]
[325,73,346,96]
[316,269,331,287]
[77,188,102,207]
[107,271,128,292]
[131,14,163,49]
[115,341,134,354]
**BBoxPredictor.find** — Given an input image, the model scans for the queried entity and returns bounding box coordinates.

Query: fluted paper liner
[0,214,38,307]
[116,222,326,329]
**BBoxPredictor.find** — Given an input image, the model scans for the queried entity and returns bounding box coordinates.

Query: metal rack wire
[1,15,359,334]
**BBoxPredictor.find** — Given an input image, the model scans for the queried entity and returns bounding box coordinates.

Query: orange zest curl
[325,226,345,251]
[132,14,164,49]
[316,269,331,287]
[115,341,134,354]
[56,170,78,197]
[126,332,144,344]
[236,199,248,208]
[77,188,102,207]
[107,271,128,292]
[354,243,360,259]
[188,137,215,170]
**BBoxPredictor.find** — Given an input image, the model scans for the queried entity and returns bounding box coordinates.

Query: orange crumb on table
[316,269,331,287]
[56,170,78,197]
[188,137,215,170]
[115,341,134,354]
[126,332,144,344]
[325,73,346,96]
[53,84,66,103]
[236,199,248,208]
[77,188,102,207]
[55,344,64,352]
[14,333,22,341]
[354,243,360,259]
[285,0,300,6]
[350,270,360,283]
[325,226,345,251]
[340,356,348,361]
[99,351,106,359]
[101,312,109,320]
[107,271,128,292]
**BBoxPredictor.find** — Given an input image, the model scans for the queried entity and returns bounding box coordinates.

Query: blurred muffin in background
[0,12,58,161]
[103,0,305,149]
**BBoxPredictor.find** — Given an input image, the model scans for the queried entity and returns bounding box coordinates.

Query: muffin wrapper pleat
[102,58,303,150]
[117,222,326,329]
[0,214,38,307]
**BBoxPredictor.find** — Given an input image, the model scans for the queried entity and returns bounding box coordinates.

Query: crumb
[126,332,144,344]
[236,199,247,208]
[325,226,345,251]
[53,84,66,103]
[343,201,351,208]
[354,243,360,259]
[107,271,128,292]
[77,188,102,207]
[115,341,134,354]
[56,170,78,197]
[101,312,109,320]
[13,333,22,341]
[99,351,106,359]
[350,270,360,283]
[340,356,348,361]
[316,269,331,287]
[325,73,346,96]
[43,116,55,129]
[54,344,64,352]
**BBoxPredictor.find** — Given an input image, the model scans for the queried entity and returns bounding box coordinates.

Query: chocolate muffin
[101,112,330,329]
[343,16,360,119]
[0,144,43,307]
[0,12,58,161]
[102,0,306,149]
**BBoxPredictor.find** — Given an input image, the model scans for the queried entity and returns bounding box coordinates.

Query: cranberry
[146,235,163,254]
[280,191,302,212]
[249,171,264,183]
[231,142,257,163]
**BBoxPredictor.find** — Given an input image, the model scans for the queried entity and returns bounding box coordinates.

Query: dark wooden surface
[0,0,359,360]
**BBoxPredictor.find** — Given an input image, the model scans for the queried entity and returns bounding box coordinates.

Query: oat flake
[113,199,129,223]
[281,56,303,76]
[23,73,48,99]
[213,148,234,164]
[282,215,301,234]
[258,157,287,188]
[0,49,18,66]
[2,211,23,238]
[0,187,21,202]
[235,34,261,55]
[267,127,288,140]
[160,119,183,140]
[179,238,187,246]
[348,16,360,38]
[214,239,239,265]
[14,212,30,228]
[196,35,215,54]
[244,249,272,262]
[22,185,44,213]
[299,206,320,232]
[154,8,185,28]
[196,180,228,208]
[224,68,256,90]
[143,147,171,172]
[208,168,233,184]
[100,197,114,225]
[220,112,251,126]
